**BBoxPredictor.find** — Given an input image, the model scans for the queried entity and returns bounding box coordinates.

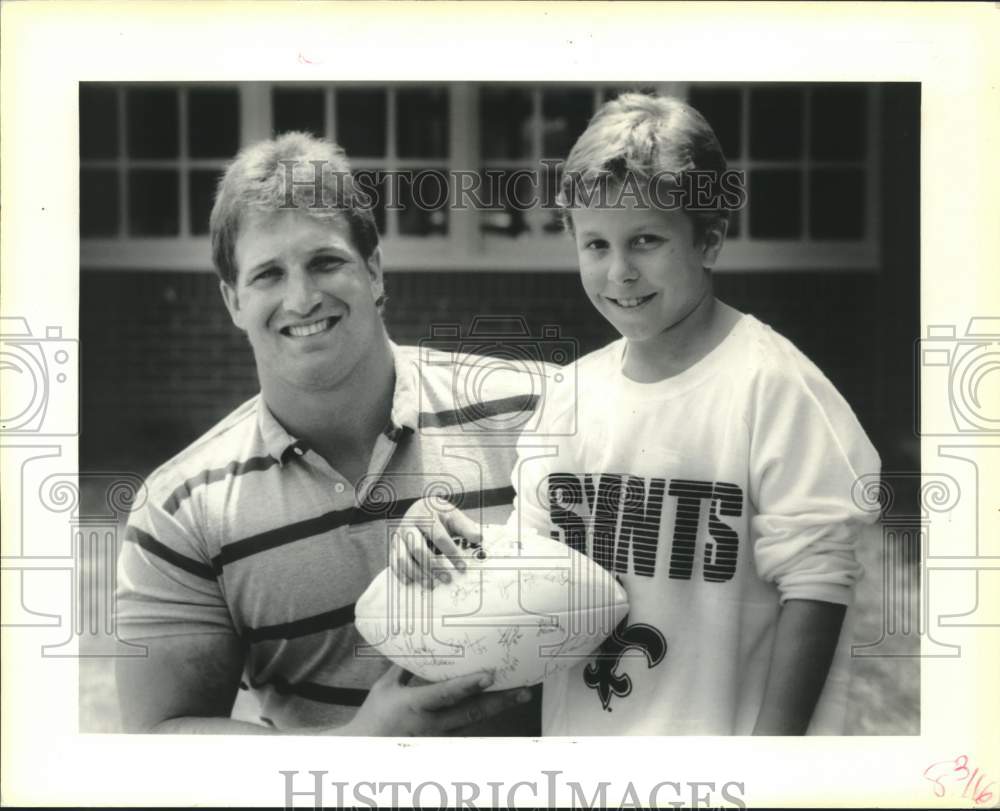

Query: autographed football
[354,524,628,690]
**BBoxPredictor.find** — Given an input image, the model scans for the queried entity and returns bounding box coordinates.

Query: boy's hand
[342,664,533,736]
[389,497,481,588]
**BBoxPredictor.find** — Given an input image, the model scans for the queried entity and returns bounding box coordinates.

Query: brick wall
[81,267,895,477]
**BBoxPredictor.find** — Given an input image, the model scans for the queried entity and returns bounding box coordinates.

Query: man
[115,132,540,734]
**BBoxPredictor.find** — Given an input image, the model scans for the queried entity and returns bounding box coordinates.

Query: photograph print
[75,80,920,737]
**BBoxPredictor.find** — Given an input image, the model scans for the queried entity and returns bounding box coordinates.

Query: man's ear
[701,219,728,269]
[219,280,245,331]
[366,246,385,302]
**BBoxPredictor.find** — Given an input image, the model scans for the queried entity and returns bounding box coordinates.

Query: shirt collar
[385,341,419,441]
[256,396,304,465]
[256,342,418,465]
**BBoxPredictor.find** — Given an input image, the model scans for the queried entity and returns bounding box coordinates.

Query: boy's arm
[748,350,882,734]
[751,599,847,735]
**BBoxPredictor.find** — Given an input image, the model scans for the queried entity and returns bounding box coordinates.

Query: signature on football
[923,755,995,806]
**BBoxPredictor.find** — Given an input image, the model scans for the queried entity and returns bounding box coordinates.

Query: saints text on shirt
[547,473,744,583]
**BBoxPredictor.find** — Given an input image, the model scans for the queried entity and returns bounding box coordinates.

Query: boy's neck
[622,290,742,384]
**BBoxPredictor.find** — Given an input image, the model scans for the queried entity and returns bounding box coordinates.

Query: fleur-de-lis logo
[583,614,667,711]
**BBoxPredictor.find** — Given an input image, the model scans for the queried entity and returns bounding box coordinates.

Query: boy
[393,93,881,735]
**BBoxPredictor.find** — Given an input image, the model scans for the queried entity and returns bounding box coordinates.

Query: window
[270,84,451,238]
[689,83,878,269]
[81,82,880,272]
[80,84,240,239]
[478,85,596,243]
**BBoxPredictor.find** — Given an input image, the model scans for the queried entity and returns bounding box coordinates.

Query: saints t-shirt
[507,314,881,735]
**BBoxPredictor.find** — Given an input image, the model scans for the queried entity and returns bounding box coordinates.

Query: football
[354,523,629,690]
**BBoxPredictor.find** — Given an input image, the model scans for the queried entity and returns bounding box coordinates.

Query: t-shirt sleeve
[504,378,578,543]
[116,481,235,640]
[505,435,559,541]
[748,350,882,605]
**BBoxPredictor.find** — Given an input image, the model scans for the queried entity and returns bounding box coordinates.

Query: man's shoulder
[400,343,549,405]
[142,395,263,498]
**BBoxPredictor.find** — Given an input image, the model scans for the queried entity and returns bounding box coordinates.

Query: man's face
[222,209,384,392]
[571,200,723,345]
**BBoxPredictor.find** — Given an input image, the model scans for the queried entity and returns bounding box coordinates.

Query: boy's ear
[220,280,245,331]
[700,220,728,268]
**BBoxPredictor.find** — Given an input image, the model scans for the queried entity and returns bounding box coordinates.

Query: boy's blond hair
[557,93,731,243]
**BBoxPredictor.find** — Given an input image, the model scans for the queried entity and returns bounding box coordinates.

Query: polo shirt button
[294,446,304,456]
[334,483,346,494]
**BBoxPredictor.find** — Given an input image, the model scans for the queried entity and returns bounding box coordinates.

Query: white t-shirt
[507,314,881,735]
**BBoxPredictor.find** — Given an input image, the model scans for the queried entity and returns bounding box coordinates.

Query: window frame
[80,82,881,273]
[706,81,881,271]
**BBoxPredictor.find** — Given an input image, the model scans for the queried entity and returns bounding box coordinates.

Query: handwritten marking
[923,755,995,806]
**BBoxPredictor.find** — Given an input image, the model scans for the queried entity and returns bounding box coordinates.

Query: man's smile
[279,315,342,338]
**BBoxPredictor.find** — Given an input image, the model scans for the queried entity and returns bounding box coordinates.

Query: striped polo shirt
[116,343,546,731]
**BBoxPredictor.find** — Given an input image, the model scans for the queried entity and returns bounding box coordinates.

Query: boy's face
[571,199,724,345]
[221,209,385,393]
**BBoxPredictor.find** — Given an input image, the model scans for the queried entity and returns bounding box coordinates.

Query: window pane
[478,168,536,237]
[727,208,741,238]
[80,85,118,159]
[542,88,593,159]
[396,88,448,159]
[541,164,565,235]
[126,88,179,159]
[189,169,221,236]
[273,88,325,138]
[749,87,803,160]
[397,167,448,235]
[354,167,386,234]
[688,86,742,160]
[336,88,387,158]
[480,87,533,160]
[128,169,179,236]
[810,168,865,239]
[811,85,867,161]
[188,88,240,158]
[748,169,801,238]
[80,169,119,236]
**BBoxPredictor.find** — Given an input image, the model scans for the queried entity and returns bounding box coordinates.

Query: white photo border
[2,1,998,807]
